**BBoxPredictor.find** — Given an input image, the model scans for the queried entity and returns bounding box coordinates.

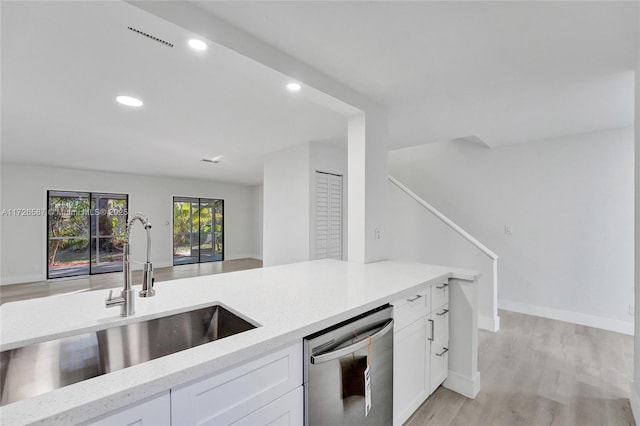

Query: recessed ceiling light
[116,95,143,107]
[286,82,302,92]
[188,39,208,51]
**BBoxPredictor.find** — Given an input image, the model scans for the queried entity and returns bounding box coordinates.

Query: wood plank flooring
[406,310,635,426]
[0,258,263,304]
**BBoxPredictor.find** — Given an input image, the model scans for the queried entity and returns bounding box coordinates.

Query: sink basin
[0,304,257,406]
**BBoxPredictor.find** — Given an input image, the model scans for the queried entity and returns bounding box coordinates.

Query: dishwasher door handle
[310,319,394,365]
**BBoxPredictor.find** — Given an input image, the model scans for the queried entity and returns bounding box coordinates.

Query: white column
[348,109,389,263]
[633,37,640,422]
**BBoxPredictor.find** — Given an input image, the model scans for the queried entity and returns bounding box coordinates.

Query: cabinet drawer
[231,386,303,426]
[392,287,429,330]
[430,338,449,394]
[431,281,449,310]
[83,391,170,426]
[429,304,449,343]
[171,342,302,426]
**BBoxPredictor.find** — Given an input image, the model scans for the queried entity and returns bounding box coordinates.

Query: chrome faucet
[106,213,155,316]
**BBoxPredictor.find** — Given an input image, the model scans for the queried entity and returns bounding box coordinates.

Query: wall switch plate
[504,225,513,235]
[629,304,635,316]
[375,228,382,240]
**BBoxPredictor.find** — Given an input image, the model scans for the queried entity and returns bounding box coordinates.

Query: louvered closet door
[315,172,342,260]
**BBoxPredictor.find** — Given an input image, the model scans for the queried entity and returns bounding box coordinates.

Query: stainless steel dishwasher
[304,305,394,426]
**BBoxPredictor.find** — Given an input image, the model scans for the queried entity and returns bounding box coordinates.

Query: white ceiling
[1,1,347,185]
[2,1,638,185]
[197,1,639,147]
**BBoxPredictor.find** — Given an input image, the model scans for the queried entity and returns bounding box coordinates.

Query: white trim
[631,383,640,424]
[0,274,44,286]
[478,314,500,332]
[443,370,481,399]
[499,299,634,336]
[224,254,262,261]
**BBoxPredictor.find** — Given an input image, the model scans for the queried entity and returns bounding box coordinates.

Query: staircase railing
[389,175,499,331]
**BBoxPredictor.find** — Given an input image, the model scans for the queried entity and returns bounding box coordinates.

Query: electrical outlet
[629,304,635,316]
[504,224,513,235]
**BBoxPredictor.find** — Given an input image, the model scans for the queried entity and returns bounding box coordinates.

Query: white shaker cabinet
[171,342,302,426]
[230,386,303,426]
[82,392,170,426]
[393,315,429,425]
[392,280,450,426]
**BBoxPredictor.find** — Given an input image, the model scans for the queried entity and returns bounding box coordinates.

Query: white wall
[252,185,264,261]
[0,163,261,285]
[262,141,348,267]
[262,143,311,267]
[389,127,634,335]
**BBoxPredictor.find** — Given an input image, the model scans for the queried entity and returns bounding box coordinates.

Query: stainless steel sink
[0,304,257,406]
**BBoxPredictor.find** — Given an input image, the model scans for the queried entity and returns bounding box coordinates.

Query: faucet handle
[105,289,125,308]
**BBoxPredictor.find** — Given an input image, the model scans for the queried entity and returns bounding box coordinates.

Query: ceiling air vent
[127,26,174,48]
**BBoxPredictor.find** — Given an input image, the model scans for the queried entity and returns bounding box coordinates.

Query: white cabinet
[82,391,170,426]
[429,305,449,393]
[231,387,303,426]
[171,343,302,426]
[430,281,450,393]
[392,281,450,426]
[393,315,429,425]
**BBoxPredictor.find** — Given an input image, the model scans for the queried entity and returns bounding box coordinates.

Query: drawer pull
[428,319,434,341]
[436,283,449,290]
[436,347,449,357]
[407,294,423,302]
[436,309,449,316]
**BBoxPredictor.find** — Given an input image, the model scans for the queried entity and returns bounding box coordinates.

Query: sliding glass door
[47,191,127,279]
[173,197,223,265]
[90,193,128,274]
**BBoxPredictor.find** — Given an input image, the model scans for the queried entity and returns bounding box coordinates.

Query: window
[173,197,224,265]
[47,191,128,279]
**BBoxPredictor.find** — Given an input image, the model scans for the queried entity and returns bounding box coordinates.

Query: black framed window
[173,197,224,265]
[47,191,128,279]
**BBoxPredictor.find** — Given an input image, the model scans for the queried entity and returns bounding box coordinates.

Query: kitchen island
[0,259,480,425]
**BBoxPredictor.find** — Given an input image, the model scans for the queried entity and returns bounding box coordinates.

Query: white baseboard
[631,383,640,424]
[499,299,634,336]
[444,370,481,399]
[478,315,500,332]
[225,254,262,261]
[0,274,43,286]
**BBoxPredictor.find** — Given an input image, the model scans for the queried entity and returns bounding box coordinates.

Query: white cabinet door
[231,387,303,426]
[83,392,170,426]
[314,171,343,260]
[430,338,449,393]
[171,343,302,426]
[393,317,429,426]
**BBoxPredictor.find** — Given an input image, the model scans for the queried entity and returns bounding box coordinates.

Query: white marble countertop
[0,259,477,425]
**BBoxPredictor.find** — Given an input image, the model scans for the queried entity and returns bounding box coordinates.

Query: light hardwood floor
[0,258,263,304]
[407,310,635,426]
